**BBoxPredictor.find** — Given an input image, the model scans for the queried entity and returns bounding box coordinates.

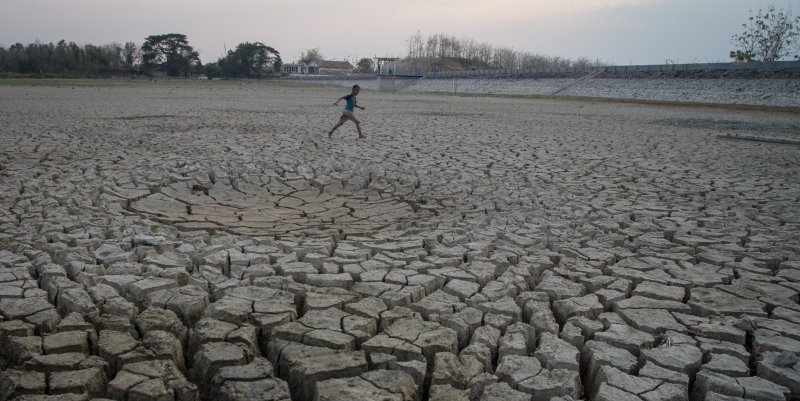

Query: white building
[282,63,309,74]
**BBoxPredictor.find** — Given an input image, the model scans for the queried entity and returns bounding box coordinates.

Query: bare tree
[104,43,125,71]
[300,48,323,64]
[730,5,799,62]
[123,42,141,71]
[402,31,605,71]
[406,31,424,59]
[492,47,517,68]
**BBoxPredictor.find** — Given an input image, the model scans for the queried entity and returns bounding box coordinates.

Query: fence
[411,60,800,79]
[278,73,377,81]
[275,60,800,82]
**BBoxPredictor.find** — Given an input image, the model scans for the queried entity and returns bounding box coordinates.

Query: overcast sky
[2,0,798,65]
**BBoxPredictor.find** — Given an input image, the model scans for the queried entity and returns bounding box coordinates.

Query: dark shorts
[339,110,360,124]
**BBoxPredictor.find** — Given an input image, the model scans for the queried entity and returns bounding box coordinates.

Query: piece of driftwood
[717,134,800,145]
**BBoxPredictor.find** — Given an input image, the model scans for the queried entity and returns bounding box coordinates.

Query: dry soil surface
[0,80,799,401]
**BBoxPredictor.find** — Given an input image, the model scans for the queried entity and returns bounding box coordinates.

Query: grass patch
[0,76,334,91]
[0,77,143,88]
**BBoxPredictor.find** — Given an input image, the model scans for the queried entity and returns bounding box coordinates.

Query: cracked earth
[0,81,799,401]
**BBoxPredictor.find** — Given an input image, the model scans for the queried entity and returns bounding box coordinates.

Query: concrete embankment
[284,62,800,107]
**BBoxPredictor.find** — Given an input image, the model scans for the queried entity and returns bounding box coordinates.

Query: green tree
[68,42,82,72]
[141,33,200,76]
[356,58,375,73]
[202,62,221,78]
[53,40,68,72]
[0,40,132,76]
[730,5,800,62]
[83,44,108,74]
[12,43,32,73]
[219,42,281,78]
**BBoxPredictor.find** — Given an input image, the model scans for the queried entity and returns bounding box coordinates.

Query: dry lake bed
[0,80,799,401]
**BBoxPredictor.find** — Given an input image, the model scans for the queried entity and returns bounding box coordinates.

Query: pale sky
[2,0,798,65]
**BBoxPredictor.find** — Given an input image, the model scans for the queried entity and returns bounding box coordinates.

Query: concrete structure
[286,60,354,75]
[376,57,400,75]
[282,63,309,75]
[377,76,396,92]
[303,60,800,107]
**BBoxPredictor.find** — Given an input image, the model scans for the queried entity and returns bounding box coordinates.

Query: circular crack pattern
[128,179,428,237]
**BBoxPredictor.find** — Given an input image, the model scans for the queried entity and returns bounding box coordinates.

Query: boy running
[329,85,365,139]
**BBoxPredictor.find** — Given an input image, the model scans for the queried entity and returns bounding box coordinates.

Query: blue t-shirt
[344,94,357,111]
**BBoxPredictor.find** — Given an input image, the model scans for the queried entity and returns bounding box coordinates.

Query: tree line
[0,33,282,78]
[405,4,800,72]
[0,40,138,76]
[3,5,794,79]
[404,31,604,70]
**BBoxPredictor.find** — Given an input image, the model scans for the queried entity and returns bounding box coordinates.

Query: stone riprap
[315,77,800,108]
[0,80,798,401]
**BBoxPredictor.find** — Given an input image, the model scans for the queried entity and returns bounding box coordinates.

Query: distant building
[281,60,355,75]
[317,60,354,75]
[282,63,309,74]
